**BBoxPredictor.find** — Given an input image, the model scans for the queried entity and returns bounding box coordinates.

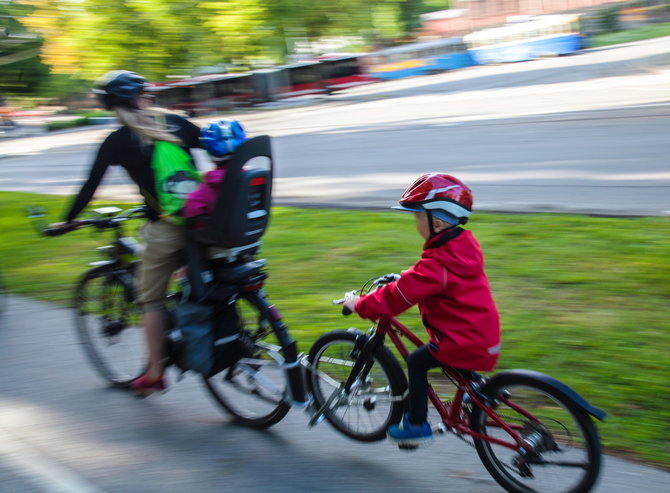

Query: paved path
[1,295,668,493]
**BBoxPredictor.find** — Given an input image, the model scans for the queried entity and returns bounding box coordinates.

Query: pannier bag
[171,299,249,377]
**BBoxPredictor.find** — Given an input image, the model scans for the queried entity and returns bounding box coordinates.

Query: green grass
[589,21,670,47]
[1,191,669,468]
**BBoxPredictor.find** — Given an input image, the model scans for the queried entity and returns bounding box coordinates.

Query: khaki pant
[137,219,184,311]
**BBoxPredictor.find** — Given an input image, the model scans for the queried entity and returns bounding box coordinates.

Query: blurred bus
[147,73,255,116]
[314,54,377,92]
[361,37,474,80]
[464,14,585,65]
[250,61,327,102]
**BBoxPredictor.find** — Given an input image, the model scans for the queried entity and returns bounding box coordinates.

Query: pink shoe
[130,374,167,396]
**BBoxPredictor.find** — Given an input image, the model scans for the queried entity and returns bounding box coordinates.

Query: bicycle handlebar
[333,273,400,316]
[41,206,149,237]
[43,223,79,236]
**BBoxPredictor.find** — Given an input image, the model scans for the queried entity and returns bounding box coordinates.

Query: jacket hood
[423,229,483,278]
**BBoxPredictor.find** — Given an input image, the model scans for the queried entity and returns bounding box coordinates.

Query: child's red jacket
[355,228,501,371]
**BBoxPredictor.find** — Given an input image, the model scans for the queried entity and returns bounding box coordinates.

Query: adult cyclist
[50,70,201,395]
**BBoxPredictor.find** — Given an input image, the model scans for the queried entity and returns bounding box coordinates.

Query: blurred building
[419,0,630,36]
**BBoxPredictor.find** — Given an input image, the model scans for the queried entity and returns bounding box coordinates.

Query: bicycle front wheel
[470,374,602,493]
[308,330,406,442]
[203,296,290,428]
[74,266,144,386]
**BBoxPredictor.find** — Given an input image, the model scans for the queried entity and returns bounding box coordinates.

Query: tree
[13,0,438,86]
[0,0,49,95]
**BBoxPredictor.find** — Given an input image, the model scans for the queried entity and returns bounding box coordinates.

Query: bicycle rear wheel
[470,375,602,493]
[74,266,144,386]
[308,330,406,442]
[203,296,290,428]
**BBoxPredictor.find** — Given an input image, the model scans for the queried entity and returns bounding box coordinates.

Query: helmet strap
[427,211,437,238]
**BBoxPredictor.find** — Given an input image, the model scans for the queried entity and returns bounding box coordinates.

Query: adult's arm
[168,113,201,152]
[63,135,115,222]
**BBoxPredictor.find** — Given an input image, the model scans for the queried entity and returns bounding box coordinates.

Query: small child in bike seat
[182,118,247,225]
[343,174,501,446]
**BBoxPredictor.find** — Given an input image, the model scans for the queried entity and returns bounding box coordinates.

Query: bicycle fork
[248,291,311,407]
[307,331,393,427]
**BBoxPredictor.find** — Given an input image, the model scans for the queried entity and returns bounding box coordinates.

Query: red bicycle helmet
[393,173,473,226]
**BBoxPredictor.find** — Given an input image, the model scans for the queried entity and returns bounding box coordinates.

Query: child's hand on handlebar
[333,290,359,315]
[342,291,359,316]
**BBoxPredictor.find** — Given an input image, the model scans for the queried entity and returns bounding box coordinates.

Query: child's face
[414,212,431,240]
[414,211,450,240]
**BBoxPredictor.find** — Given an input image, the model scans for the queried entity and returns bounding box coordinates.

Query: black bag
[172,299,249,377]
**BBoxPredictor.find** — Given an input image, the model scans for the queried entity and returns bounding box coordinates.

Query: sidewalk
[1,294,669,493]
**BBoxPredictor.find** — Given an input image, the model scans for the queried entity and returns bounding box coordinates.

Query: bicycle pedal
[433,423,448,434]
[397,443,419,451]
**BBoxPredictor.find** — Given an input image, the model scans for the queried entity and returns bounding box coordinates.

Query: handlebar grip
[43,224,78,236]
[43,227,67,237]
[342,305,353,316]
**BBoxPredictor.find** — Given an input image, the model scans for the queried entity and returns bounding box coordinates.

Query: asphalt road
[1,296,669,493]
[1,37,669,216]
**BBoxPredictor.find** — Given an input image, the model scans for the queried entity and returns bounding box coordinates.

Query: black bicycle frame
[241,288,309,405]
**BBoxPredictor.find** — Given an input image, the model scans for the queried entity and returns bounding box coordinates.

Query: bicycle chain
[448,407,528,451]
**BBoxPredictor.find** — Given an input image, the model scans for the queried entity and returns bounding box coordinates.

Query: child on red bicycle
[343,174,500,446]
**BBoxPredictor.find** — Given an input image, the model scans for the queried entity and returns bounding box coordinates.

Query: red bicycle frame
[379,316,531,452]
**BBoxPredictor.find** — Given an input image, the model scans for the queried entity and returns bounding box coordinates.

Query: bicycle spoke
[308,331,404,442]
[472,377,601,493]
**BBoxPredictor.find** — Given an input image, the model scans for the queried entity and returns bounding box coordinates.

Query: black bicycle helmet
[92,70,146,110]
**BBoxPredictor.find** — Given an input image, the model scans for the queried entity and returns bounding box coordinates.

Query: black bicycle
[39,205,149,385]
[37,204,307,429]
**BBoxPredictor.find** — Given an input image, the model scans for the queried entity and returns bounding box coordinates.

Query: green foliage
[1,191,669,467]
[600,6,622,32]
[589,21,670,47]
[36,73,89,100]
[45,116,90,130]
[0,0,50,96]
[14,0,431,82]
[419,0,449,13]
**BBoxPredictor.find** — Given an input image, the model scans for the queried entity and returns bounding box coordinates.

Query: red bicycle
[307,274,606,493]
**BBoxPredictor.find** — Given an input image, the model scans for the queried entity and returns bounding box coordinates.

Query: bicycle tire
[73,265,144,386]
[470,374,602,493]
[203,295,290,428]
[307,330,406,442]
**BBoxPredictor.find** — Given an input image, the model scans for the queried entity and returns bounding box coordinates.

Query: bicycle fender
[483,369,607,421]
